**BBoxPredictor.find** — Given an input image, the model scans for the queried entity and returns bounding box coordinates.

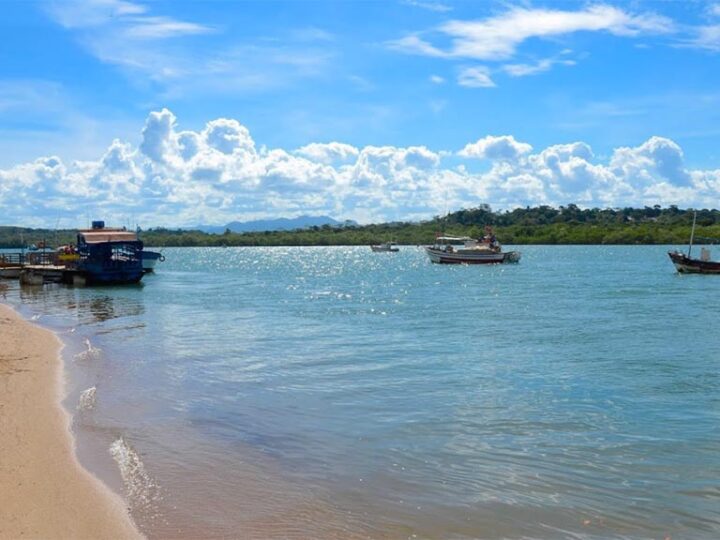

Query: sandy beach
[0,303,142,540]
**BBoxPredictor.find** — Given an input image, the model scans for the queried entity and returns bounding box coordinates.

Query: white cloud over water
[1,109,719,228]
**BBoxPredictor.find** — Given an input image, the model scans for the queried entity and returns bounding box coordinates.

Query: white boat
[142,250,165,272]
[424,235,521,264]
[370,242,399,253]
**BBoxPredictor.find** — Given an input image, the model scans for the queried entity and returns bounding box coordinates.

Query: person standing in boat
[482,226,499,252]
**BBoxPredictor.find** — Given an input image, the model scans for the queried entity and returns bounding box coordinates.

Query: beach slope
[0,304,142,540]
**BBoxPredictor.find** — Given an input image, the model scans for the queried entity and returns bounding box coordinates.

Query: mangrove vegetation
[2,205,720,248]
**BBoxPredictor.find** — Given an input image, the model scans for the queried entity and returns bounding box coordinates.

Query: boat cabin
[432,235,498,253]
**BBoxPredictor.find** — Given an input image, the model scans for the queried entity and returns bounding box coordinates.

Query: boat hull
[82,269,145,285]
[425,247,521,264]
[142,250,164,272]
[371,246,399,252]
[668,251,720,274]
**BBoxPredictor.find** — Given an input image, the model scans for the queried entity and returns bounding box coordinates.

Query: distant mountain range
[197,215,356,234]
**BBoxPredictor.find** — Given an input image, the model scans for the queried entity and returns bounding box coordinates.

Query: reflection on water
[15,283,146,326]
[3,246,720,539]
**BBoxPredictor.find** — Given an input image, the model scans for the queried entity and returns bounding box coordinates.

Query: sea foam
[77,386,97,411]
[74,338,102,361]
[110,437,161,517]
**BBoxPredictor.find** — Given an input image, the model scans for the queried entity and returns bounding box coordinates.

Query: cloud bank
[1,109,719,228]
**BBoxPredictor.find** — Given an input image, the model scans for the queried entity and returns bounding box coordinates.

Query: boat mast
[688,210,697,258]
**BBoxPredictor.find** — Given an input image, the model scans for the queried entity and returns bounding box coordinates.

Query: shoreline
[0,302,143,540]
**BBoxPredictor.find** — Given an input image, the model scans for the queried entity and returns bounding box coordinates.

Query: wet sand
[0,303,142,540]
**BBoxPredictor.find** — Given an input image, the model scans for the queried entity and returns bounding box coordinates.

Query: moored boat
[425,229,520,265]
[667,211,720,274]
[370,242,399,253]
[668,250,720,274]
[56,245,80,265]
[75,221,144,285]
[27,241,52,252]
[142,250,165,272]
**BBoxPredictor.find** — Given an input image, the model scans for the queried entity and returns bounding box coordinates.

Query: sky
[2,0,720,227]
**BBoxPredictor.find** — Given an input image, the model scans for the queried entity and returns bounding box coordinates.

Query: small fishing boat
[141,250,165,272]
[668,212,720,274]
[425,229,520,265]
[370,242,399,253]
[27,241,51,252]
[668,250,720,274]
[56,245,80,265]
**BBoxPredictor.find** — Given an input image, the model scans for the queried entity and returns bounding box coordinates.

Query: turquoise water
[4,245,720,538]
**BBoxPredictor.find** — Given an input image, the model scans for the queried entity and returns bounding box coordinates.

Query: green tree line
[2,205,719,248]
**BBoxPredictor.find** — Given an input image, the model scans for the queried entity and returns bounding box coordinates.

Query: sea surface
[3,245,720,539]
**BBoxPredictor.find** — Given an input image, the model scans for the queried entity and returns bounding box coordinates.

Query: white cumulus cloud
[459,135,533,160]
[1,109,718,228]
[295,142,359,164]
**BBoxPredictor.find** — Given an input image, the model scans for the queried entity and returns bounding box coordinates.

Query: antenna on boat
[54,215,61,248]
[442,189,450,234]
[688,210,697,258]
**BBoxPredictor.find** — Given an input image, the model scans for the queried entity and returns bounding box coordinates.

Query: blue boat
[76,221,145,285]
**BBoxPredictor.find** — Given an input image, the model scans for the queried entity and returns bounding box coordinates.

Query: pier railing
[0,252,26,266]
[0,251,58,267]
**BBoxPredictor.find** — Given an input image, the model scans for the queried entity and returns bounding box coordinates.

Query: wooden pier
[17,265,88,286]
[0,251,86,286]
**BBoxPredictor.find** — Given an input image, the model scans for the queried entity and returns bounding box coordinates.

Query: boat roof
[435,235,475,241]
[78,229,139,243]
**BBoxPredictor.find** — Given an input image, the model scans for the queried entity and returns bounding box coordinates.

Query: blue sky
[2,1,720,227]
